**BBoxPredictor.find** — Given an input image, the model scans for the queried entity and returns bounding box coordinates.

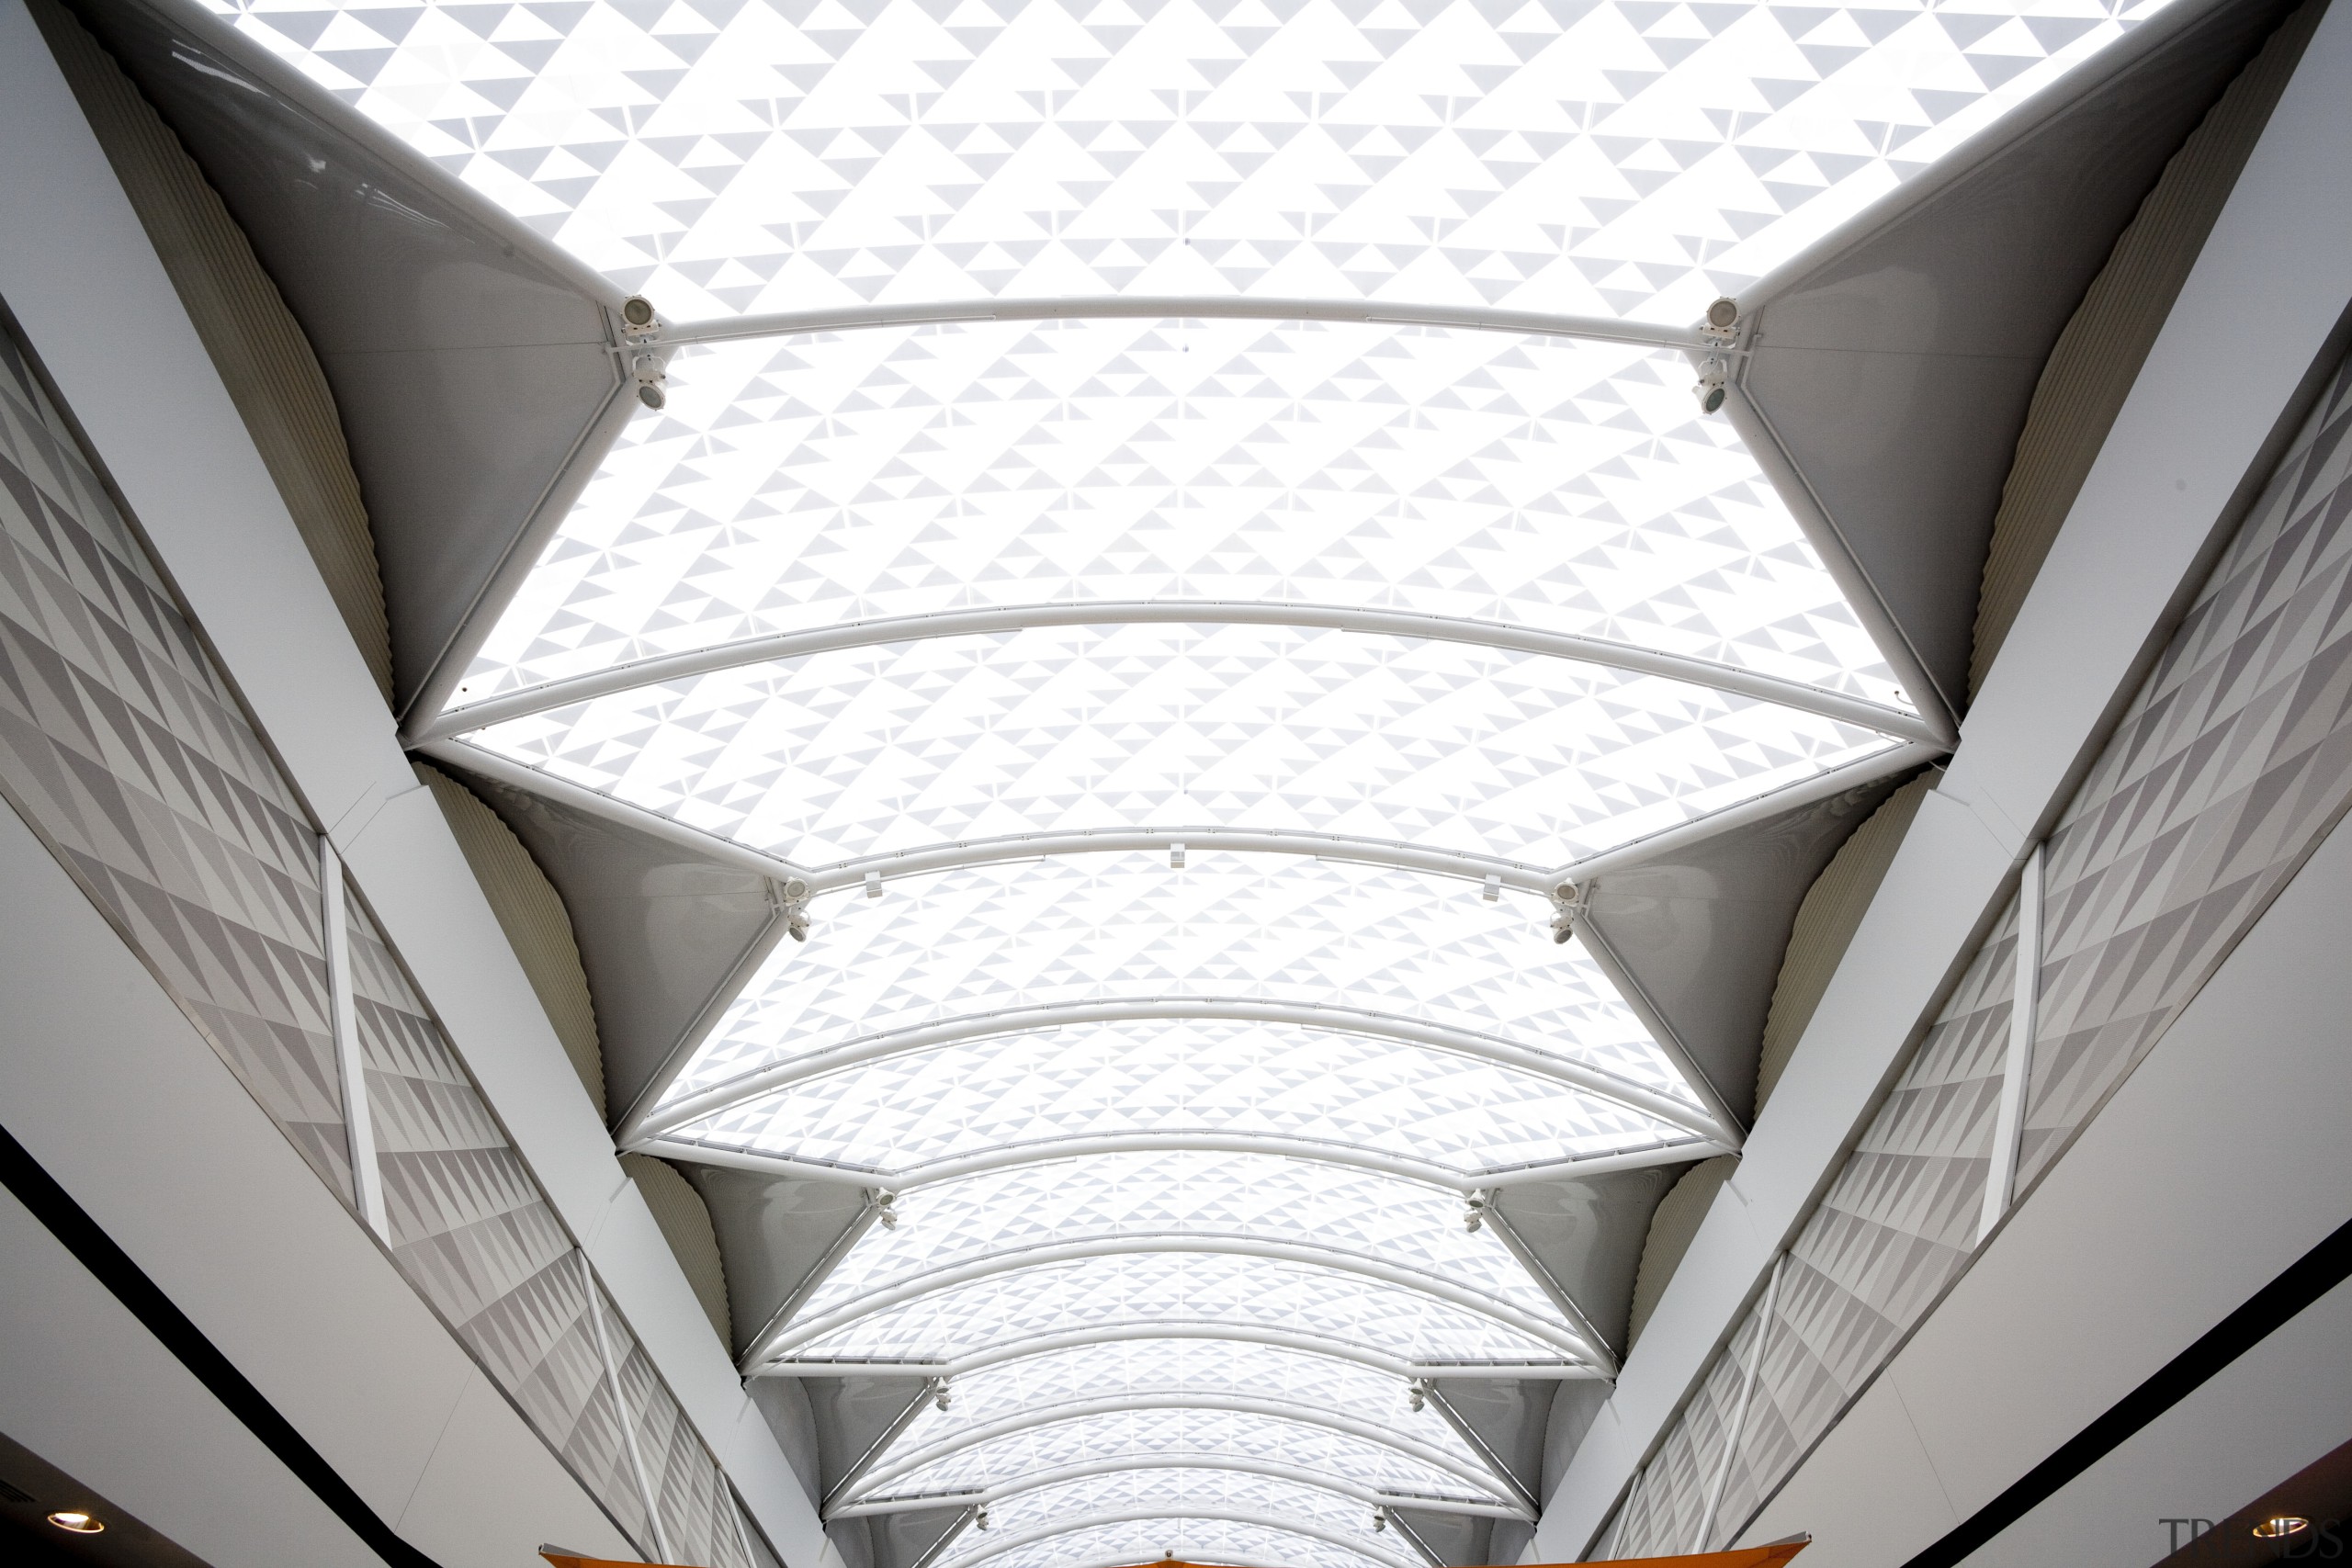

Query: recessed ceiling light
[2253,1517,2311,1540]
[47,1510,104,1534]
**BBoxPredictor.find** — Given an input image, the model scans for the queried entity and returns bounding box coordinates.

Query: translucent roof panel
[457,321,1903,710]
[663,1016,1701,1181]
[904,1339,1436,1434]
[776,1249,1574,1365]
[870,1404,1488,1503]
[975,1470,1385,1547]
[945,1516,1392,1568]
[463,645,1897,868]
[662,853,1695,1111]
[225,0,2163,323]
[796,1153,1561,1330]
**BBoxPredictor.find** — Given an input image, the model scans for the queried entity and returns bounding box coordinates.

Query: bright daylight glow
[211,0,2168,1559]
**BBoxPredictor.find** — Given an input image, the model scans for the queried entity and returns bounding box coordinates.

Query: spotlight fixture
[2253,1517,2311,1540]
[1693,355,1729,414]
[1407,1378,1430,1413]
[47,1511,104,1534]
[1548,884,1584,945]
[929,1376,951,1412]
[782,878,811,942]
[632,350,669,410]
[1372,1506,1390,1533]
[974,1504,990,1530]
[875,1190,899,1229]
[620,295,658,333]
[1694,296,1738,413]
[1462,1194,1487,1233]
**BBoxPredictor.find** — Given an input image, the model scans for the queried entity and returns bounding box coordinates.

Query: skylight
[209,0,2170,1560]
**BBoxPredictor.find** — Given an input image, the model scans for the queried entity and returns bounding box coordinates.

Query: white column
[1693,1251,1785,1552]
[589,1272,674,1564]
[1979,841,2044,1243]
[320,838,386,1237]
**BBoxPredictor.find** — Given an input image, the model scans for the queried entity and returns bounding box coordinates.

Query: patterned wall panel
[1595,353,2352,1560]
[2024,365,2352,1184]
[0,320,760,1568]
[0,326,351,1196]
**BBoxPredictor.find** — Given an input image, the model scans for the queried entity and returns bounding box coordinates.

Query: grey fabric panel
[69,0,625,709]
[1740,0,2301,715]
[693,1166,875,1360]
[1972,1,2324,693]
[0,321,349,1197]
[30,0,391,701]
[1581,773,1912,1124]
[623,1151,735,1348]
[1598,350,2352,1556]
[417,761,606,1116]
[1753,774,1934,1118]
[1494,1166,1679,1359]
[431,766,786,1124]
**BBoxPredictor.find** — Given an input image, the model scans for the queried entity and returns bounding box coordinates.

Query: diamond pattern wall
[0,324,756,1568]
[0,327,350,1196]
[1599,348,2352,1555]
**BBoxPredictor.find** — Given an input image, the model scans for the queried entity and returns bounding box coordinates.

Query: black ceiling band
[0,1121,447,1568]
[1899,1209,2352,1568]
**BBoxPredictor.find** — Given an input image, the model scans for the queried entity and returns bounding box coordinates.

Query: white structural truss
[224,0,2174,1552]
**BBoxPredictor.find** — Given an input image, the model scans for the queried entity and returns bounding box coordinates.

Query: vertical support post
[321,839,386,1237]
[1694,1251,1784,1553]
[588,1271,673,1564]
[1979,842,2044,1243]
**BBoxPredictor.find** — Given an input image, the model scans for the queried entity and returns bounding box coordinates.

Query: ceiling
[74,0,2284,1564]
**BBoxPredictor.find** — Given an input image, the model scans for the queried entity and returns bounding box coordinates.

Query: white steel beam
[744,1322,1607,1384]
[831,1458,1529,1522]
[647,1131,1724,1201]
[1553,741,1943,888]
[409,601,1939,748]
[933,1506,1417,1568]
[628,998,1732,1151]
[854,1393,1512,1505]
[318,839,386,1238]
[1978,840,2045,1242]
[653,297,1705,353]
[744,1235,1600,1369]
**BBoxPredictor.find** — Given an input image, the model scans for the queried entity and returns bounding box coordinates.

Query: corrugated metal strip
[31,0,393,700]
[1624,1155,1736,1354]
[1752,774,1935,1119]
[415,762,607,1118]
[621,1154,736,1350]
[1969,0,2322,695]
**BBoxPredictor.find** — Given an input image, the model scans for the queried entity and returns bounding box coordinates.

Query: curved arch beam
[411,601,1938,746]
[745,1321,1608,1385]
[934,1506,1419,1568]
[831,1457,1528,1521]
[746,1235,1596,1367]
[645,1129,1724,1200]
[652,296,1705,353]
[852,1393,1510,1506]
[628,998,1727,1149]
